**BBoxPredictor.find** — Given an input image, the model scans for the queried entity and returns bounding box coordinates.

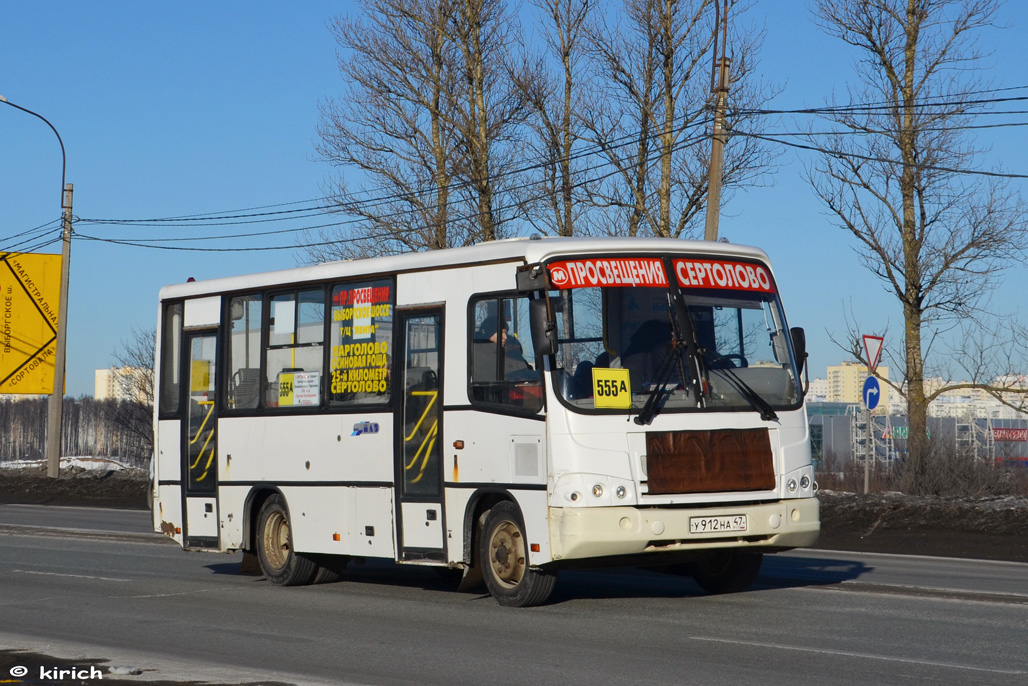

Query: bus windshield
[548,256,802,416]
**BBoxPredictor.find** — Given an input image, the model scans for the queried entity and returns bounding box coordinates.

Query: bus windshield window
[551,259,801,414]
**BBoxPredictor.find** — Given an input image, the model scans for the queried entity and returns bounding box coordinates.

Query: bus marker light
[333,533,341,541]
[453,440,465,449]
[530,544,540,553]
[175,527,181,534]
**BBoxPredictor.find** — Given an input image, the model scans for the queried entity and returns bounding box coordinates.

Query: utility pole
[46,183,73,479]
[703,56,730,242]
[703,0,730,242]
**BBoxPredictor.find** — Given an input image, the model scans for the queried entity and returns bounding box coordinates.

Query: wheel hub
[495,543,510,566]
[488,521,525,587]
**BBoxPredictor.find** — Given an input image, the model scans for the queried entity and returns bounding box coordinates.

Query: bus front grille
[644,428,775,495]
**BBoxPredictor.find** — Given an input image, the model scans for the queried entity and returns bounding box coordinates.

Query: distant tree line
[0,397,152,467]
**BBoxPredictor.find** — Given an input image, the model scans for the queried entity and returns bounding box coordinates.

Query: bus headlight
[592,484,604,498]
[615,485,627,499]
[787,478,798,493]
[800,475,811,490]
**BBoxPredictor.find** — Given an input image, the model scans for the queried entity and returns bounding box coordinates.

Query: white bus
[152,236,819,606]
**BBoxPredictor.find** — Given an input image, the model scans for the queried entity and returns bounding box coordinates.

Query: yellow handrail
[188,400,215,446]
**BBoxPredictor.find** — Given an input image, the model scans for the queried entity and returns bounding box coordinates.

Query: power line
[737,130,1028,180]
[78,107,718,231]
[0,218,62,245]
[64,84,1028,253]
[76,129,714,253]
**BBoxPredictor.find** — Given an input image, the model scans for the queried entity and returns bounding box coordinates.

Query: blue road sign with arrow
[863,376,881,411]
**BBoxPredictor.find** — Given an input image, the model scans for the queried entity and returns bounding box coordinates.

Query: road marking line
[123,589,217,599]
[13,569,131,582]
[691,637,1026,675]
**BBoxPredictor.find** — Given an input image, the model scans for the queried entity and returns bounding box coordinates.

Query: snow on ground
[0,456,135,471]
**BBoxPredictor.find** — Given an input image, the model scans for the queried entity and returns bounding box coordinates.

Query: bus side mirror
[790,327,807,371]
[529,298,558,357]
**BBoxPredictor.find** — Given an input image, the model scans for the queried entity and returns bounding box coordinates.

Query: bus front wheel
[256,494,318,586]
[689,551,763,594]
[479,501,556,607]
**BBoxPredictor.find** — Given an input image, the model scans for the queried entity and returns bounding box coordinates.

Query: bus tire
[689,551,763,594]
[256,494,318,586]
[479,501,556,607]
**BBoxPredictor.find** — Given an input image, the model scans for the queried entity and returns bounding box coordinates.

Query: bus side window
[328,279,394,406]
[227,294,262,410]
[158,302,183,416]
[469,296,542,412]
[265,289,325,408]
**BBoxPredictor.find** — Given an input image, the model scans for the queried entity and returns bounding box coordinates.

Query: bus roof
[158,236,772,301]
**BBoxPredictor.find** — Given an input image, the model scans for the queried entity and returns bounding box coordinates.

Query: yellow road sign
[1,252,62,394]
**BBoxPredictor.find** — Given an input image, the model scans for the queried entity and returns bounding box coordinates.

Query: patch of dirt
[814,490,1028,563]
[1,467,1026,563]
[0,465,148,509]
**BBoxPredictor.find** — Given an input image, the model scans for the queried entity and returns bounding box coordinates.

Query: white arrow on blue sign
[863,376,881,411]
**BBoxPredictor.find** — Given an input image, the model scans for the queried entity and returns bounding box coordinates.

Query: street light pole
[0,95,72,479]
[703,0,731,242]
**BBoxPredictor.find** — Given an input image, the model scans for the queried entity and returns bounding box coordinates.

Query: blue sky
[2,1,1027,397]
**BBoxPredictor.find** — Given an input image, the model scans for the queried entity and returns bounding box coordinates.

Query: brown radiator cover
[645,428,776,494]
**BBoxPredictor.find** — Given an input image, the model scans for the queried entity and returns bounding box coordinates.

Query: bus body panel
[217,414,395,484]
[442,411,545,486]
[548,498,820,561]
[154,419,180,487]
[154,483,183,544]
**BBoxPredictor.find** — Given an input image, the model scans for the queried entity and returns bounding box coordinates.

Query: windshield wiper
[633,258,708,426]
[633,340,685,426]
[707,364,779,422]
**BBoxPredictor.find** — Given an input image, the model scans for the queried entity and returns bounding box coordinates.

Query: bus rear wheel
[479,501,556,607]
[689,551,763,594]
[256,494,318,586]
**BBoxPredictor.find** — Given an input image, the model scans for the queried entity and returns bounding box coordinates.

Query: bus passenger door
[394,308,446,562]
[182,331,220,549]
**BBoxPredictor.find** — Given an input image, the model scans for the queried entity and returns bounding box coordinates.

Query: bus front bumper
[547,497,820,562]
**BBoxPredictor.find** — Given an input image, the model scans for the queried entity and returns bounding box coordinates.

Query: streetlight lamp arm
[0,95,67,205]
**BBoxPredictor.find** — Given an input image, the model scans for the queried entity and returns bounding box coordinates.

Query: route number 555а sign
[592,368,632,409]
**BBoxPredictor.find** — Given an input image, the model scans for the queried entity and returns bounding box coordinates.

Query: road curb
[0,523,174,545]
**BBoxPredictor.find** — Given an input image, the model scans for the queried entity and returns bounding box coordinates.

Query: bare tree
[310,0,526,262]
[512,0,595,237]
[447,0,529,242]
[310,0,465,261]
[102,327,156,460]
[808,0,1027,491]
[581,0,775,238]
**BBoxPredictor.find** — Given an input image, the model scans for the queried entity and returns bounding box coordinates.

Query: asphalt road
[1,504,1026,685]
